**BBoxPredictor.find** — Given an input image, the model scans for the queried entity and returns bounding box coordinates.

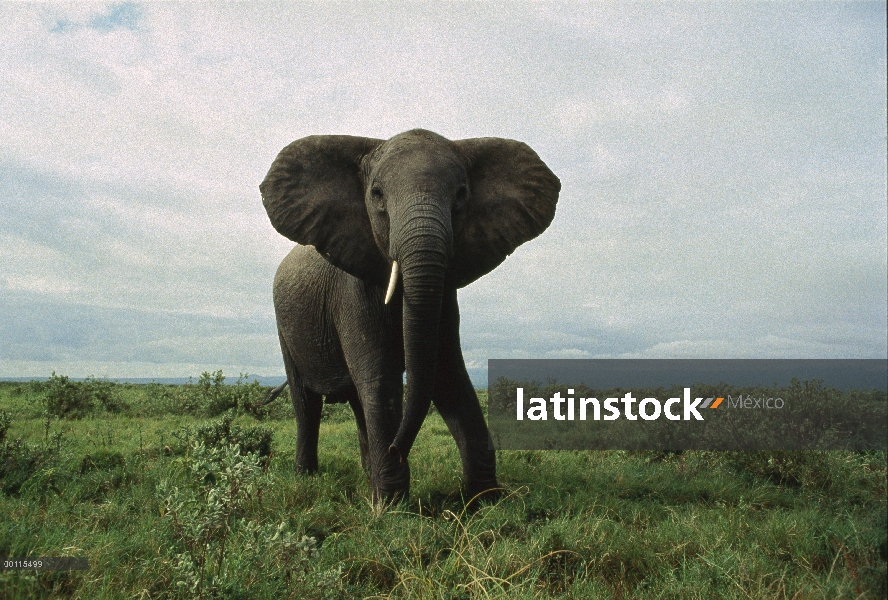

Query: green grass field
[0,376,885,599]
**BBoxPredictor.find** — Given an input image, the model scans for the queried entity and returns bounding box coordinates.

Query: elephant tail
[257,382,288,407]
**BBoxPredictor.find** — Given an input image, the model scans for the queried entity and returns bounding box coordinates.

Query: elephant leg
[341,389,371,473]
[433,291,500,501]
[280,333,323,473]
[356,377,410,503]
[433,370,500,501]
[293,387,323,472]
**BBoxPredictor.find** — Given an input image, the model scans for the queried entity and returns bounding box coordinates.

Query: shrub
[42,373,127,418]
[0,411,65,497]
[43,372,95,418]
[172,413,274,460]
[235,376,283,421]
[196,370,233,416]
[87,377,129,414]
[160,371,283,419]
[159,441,268,598]
[158,441,324,598]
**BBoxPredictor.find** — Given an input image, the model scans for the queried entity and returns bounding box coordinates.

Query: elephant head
[260,129,560,459]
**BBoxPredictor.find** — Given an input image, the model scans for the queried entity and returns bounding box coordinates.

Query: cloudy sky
[1,3,885,383]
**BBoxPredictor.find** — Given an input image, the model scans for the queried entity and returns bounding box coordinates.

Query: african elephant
[260,129,560,502]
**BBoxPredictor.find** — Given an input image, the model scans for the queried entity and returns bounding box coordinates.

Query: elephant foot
[370,455,410,506]
[372,486,409,507]
[464,481,503,510]
[294,458,319,474]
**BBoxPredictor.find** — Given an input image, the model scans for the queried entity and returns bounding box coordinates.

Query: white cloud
[617,334,873,360]
[1,3,884,378]
[545,348,592,359]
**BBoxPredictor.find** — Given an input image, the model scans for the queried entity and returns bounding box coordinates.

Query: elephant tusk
[384,261,399,305]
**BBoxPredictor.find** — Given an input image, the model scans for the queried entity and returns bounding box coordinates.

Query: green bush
[0,411,65,496]
[172,413,274,460]
[195,370,233,416]
[43,372,95,418]
[159,371,283,419]
[42,373,128,418]
[158,441,325,598]
[159,441,268,598]
[238,378,286,421]
[87,378,129,414]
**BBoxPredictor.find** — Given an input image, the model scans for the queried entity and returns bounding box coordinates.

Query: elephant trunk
[388,205,451,460]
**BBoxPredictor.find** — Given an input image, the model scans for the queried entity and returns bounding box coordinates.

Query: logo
[513,388,782,422]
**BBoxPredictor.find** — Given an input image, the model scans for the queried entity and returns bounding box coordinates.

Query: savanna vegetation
[0,373,885,599]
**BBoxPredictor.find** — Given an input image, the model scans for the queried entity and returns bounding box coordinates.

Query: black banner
[487,360,887,451]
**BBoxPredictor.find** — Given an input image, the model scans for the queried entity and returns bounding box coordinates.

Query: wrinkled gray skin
[261,129,560,503]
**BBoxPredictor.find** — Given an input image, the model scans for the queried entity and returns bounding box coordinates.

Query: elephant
[260,129,560,503]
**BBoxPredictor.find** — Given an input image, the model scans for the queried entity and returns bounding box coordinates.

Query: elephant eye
[370,186,385,209]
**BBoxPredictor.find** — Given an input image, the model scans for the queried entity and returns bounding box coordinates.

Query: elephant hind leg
[293,386,323,473]
[279,333,323,473]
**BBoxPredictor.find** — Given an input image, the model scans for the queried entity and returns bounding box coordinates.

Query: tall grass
[0,376,885,598]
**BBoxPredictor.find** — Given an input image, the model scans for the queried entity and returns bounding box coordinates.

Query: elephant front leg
[433,368,500,503]
[433,291,500,503]
[344,390,371,473]
[357,378,410,503]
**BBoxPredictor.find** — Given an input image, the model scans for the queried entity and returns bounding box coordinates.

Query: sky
[1,3,885,384]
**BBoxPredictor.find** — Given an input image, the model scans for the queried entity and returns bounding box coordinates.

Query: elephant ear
[260,135,389,285]
[451,138,561,288]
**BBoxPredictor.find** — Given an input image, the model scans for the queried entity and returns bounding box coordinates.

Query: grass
[0,377,885,599]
